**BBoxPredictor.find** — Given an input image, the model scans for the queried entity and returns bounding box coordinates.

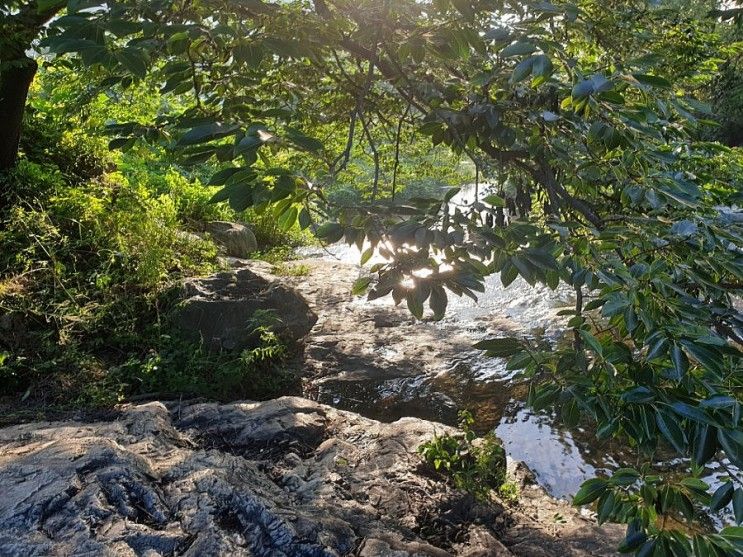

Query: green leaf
[611,468,641,486]
[228,186,254,212]
[108,137,135,151]
[542,110,559,122]
[352,277,372,296]
[618,520,647,553]
[298,208,312,230]
[501,41,537,57]
[693,425,718,465]
[429,285,448,320]
[632,73,672,89]
[573,478,608,506]
[277,206,298,231]
[316,222,344,243]
[656,410,687,454]
[671,402,717,426]
[622,386,655,404]
[670,344,689,379]
[233,41,264,68]
[734,489,743,525]
[37,0,66,13]
[178,123,240,146]
[500,262,518,288]
[597,491,616,524]
[510,56,534,83]
[601,294,629,318]
[483,194,505,207]
[208,167,243,186]
[579,330,603,356]
[572,80,595,99]
[406,291,424,319]
[485,27,510,41]
[286,128,323,152]
[116,48,149,79]
[444,187,461,202]
[473,337,525,357]
[670,219,697,238]
[719,429,743,469]
[681,341,723,374]
[711,482,734,512]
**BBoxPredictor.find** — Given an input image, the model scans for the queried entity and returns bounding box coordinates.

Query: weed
[271,262,311,277]
[498,481,521,503]
[418,410,507,502]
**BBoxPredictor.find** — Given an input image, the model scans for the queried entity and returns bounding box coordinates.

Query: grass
[271,262,311,277]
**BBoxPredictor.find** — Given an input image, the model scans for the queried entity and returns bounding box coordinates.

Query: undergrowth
[419,411,508,502]
[0,84,306,411]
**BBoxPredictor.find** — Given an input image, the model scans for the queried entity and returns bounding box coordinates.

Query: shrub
[419,411,507,502]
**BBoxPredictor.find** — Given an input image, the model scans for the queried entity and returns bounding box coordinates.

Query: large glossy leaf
[178,123,240,146]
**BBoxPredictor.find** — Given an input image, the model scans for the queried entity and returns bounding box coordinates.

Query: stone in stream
[206,221,258,258]
[174,266,317,351]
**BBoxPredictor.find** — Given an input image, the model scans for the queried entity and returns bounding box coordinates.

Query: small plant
[271,262,311,277]
[498,481,521,504]
[418,410,507,502]
[254,245,298,264]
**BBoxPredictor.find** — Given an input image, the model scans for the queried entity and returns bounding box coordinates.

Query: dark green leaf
[473,337,525,357]
[711,482,734,512]
[573,478,608,506]
[178,123,240,146]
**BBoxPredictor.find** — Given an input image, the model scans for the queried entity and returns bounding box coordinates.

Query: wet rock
[0,397,510,557]
[206,221,258,258]
[174,267,317,351]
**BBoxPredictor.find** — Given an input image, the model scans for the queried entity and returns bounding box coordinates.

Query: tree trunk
[0,57,38,172]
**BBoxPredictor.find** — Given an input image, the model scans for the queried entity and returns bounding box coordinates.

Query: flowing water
[301,238,621,500]
[300,187,734,504]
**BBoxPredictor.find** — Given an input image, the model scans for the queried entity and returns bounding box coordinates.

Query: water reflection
[301,241,737,511]
[302,241,612,499]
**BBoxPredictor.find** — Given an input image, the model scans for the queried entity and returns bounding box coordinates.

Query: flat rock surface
[0,397,620,556]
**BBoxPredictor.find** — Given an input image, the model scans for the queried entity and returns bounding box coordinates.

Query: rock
[174,267,317,351]
[0,397,508,557]
[206,221,258,258]
[176,229,206,244]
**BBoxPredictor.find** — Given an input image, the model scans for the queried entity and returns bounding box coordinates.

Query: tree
[6,0,743,553]
[0,2,69,170]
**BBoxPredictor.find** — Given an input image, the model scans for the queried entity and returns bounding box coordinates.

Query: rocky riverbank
[0,257,625,555]
[0,397,620,556]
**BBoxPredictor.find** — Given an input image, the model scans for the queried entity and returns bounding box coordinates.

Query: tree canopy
[2,0,743,554]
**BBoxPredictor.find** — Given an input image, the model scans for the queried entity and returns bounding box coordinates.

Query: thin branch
[391,103,411,201]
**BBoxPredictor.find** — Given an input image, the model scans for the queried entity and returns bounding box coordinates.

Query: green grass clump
[418,411,508,502]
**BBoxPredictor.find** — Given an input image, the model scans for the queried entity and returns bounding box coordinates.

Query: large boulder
[174,266,317,351]
[206,221,258,259]
[0,398,509,557]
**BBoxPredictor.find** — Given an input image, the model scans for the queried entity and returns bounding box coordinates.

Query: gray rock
[174,266,317,351]
[176,229,206,244]
[206,221,258,258]
[0,398,503,557]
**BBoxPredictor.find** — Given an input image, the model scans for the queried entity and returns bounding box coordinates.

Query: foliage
[419,410,507,502]
[111,325,296,402]
[270,262,311,277]
[712,53,743,146]
[0,68,301,407]
[2,0,743,553]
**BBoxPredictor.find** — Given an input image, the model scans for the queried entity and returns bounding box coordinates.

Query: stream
[296,187,733,508]
[299,239,619,500]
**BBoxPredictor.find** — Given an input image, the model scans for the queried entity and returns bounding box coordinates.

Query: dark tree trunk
[0,57,38,172]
